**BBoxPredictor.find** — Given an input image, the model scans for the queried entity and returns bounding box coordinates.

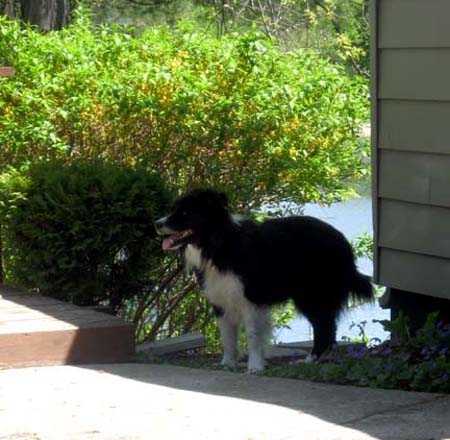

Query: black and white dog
[155,189,373,372]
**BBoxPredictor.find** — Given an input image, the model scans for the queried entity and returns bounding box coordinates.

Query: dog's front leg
[217,314,239,368]
[244,305,271,373]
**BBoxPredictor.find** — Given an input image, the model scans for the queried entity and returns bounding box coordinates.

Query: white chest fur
[184,244,248,323]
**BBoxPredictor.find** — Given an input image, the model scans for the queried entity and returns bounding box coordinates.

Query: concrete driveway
[0,363,449,440]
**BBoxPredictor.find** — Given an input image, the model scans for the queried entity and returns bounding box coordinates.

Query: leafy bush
[351,232,373,260]
[0,161,171,310]
[0,11,369,342]
[267,312,450,393]
[0,13,369,211]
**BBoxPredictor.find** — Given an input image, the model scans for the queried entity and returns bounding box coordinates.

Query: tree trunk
[20,0,71,31]
[2,0,16,18]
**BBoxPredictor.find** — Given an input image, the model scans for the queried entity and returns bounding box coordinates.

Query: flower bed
[267,313,450,393]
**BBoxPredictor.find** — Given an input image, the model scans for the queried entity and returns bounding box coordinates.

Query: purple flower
[349,347,369,359]
[380,347,392,357]
[440,328,450,337]
[346,346,363,359]
[384,363,394,373]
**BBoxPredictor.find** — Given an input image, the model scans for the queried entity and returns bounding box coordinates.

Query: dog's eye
[180,211,188,217]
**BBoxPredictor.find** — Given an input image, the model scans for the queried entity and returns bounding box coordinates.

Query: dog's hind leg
[295,296,340,360]
[309,311,338,358]
[216,308,239,368]
[244,305,272,373]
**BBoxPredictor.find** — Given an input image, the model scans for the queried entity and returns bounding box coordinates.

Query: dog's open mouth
[161,230,193,251]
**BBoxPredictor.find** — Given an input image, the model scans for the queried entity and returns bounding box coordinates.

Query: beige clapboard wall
[372,0,450,299]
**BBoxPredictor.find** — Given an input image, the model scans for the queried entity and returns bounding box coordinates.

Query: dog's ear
[208,190,228,209]
[216,191,228,208]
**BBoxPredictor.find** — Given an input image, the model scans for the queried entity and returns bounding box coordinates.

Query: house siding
[372,0,450,299]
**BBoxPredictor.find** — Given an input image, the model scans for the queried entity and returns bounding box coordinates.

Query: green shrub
[0,14,368,210]
[0,161,171,310]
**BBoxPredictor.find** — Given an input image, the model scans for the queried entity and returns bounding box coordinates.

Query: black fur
[156,188,374,357]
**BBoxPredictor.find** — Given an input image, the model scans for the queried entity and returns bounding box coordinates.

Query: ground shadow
[1,283,448,439]
[83,362,449,440]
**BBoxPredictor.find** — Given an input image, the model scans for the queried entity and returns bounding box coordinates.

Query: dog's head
[155,188,229,251]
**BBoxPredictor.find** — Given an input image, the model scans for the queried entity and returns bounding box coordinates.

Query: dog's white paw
[247,366,265,374]
[304,353,318,364]
[220,357,238,369]
[289,353,318,365]
[247,359,266,374]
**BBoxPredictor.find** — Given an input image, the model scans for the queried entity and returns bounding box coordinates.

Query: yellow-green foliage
[0,13,369,211]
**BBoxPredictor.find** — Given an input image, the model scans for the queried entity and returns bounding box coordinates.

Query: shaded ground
[0,363,449,440]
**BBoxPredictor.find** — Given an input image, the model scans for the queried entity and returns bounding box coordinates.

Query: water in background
[276,195,391,344]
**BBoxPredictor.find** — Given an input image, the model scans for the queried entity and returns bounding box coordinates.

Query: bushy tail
[350,271,374,303]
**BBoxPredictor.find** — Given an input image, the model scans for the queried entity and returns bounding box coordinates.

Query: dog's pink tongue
[162,238,173,251]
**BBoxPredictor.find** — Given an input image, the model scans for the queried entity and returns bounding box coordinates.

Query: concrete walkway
[0,363,449,440]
